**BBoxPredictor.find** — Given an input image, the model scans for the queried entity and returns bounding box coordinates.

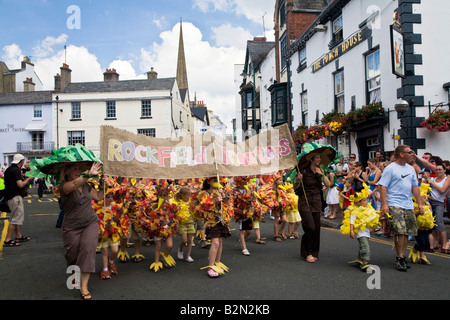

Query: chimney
[23,77,35,92]
[60,63,72,90]
[54,73,61,91]
[104,68,119,81]
[21,56,33,70]
[147,67,158,79]
[253,36,267,42]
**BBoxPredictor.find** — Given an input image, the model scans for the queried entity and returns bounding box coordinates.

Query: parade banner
[100,124,298,179]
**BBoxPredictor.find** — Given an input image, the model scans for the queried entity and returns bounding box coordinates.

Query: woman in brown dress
[59,162,104,299]
[294,154,331,263]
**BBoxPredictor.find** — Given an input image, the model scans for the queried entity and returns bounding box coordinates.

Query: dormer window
[329,15,343,49]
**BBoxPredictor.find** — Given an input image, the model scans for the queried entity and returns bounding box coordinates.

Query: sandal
[306,255,316,263]
[274,235,282,242]
[81,291,92,300]
[15,235,30,242]
[255,239,265,244]
[100,270,111,280]
[207,268,219,278]
[3,240,20,247]
[108,262,118,275]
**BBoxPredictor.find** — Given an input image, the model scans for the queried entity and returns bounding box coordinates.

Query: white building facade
[0,91,54,164]
[54,74,192,155]
[287,0,450,164]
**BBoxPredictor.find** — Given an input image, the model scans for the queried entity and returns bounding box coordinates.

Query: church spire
[176,19,189,91]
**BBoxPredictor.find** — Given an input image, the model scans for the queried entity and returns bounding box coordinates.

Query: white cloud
[139,22,245,132]
[34,44,103,90]
[109,59,145,80]
[33,34,68,58]
[211,23,252,48]
[1,44,23,69]
[192,0,275,39]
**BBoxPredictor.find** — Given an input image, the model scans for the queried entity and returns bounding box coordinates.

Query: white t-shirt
[378,162,419,210]
[430,176,448,203]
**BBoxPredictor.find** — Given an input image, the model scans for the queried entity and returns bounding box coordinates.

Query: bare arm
[16,176,33,189]
[412,185,424,214]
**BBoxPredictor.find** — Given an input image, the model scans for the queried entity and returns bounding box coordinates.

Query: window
[333,15,343,43]
[31,132,44,150]
[280,33,287,71]
[279,0,286,27]
[33,105,42,119]
[298,48,307,72]
[137,128,156,137]
[270,83,287,126]
[366,50,381,104]
[141,100,152,117]
[68,130,85,145]
[71,102,81,120]
[106,101,116,119]
[301,91,308,125]
[334,70,345,113]
[329,15,343,49]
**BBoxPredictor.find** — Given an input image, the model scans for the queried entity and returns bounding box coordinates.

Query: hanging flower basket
[420,109,450,132]
[292,124,326,145]
[327,120,345,136]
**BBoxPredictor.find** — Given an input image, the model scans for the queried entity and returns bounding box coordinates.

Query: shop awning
[24,122,47,131]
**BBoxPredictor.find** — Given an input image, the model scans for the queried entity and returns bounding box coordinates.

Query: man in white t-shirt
[378,145,424,272]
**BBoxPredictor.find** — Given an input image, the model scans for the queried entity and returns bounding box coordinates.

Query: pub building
[286,0,450,164]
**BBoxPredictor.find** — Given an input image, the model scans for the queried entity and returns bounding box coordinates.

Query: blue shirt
[378,162,419,209]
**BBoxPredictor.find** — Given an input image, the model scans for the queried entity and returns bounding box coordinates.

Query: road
[1,188,450,306]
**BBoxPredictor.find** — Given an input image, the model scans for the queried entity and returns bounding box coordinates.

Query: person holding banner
[294,154,331,263]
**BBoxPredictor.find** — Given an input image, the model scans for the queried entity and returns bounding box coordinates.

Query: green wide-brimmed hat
[26,144,101,185]
[285,142,342,183]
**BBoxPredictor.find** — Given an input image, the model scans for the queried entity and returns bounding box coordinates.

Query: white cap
[11,154,25,164]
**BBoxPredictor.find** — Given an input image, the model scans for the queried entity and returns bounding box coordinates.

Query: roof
[190,106,208,122]
[293,0,329,12]
[0,90,54,106]
[287,0,351,58]
[246,40,275,70]
[61,78,176,94]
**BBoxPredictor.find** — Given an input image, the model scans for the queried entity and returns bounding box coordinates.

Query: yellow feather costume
[340,183,380,235]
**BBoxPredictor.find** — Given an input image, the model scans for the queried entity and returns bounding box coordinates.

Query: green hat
[26,143,101,186]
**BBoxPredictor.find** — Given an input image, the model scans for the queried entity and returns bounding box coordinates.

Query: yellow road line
[29,213,58,217]
[0,212,10,257]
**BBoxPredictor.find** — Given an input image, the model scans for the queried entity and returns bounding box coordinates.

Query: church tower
[176,20,189,103]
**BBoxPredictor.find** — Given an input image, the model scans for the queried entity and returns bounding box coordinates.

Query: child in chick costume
[284,183,301,239]
[142,180,180,272]
[232,176,255,255]
[92,184,130,279]
[192,177,233,278]
[409,183,435,265]
[341,183,381,270]
[257,172,289,241]
[174,186,195,262]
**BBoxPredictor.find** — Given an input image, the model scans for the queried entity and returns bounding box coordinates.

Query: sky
[0,0,276,133]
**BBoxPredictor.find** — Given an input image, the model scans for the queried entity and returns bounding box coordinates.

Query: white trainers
[185,256,194,263]
[242,249,250,256]
[177,250,184,260]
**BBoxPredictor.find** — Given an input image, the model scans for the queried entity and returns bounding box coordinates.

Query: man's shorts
[387,206,417,236]
[7,195,24,225]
